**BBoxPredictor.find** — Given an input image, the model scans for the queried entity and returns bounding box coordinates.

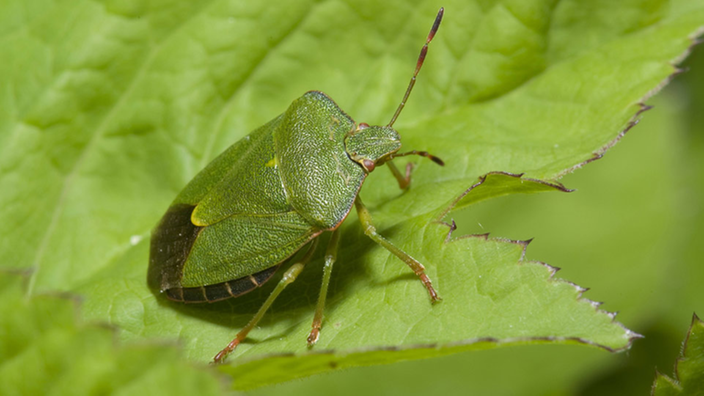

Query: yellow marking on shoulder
[191,206,207,227]
[265,157,277,168]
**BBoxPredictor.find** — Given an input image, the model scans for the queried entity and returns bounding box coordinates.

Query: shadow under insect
[147,224,381,346]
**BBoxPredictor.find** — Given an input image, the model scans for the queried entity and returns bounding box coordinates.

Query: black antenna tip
[430,156,445,166]
[428,8,444,42]
[435,8,445,26]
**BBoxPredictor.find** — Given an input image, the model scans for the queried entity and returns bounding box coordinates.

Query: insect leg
[354,196,441,302]
[387,150,444,190]
[307,228,341,346]
[213,238,319,364]
[386,160,414,190]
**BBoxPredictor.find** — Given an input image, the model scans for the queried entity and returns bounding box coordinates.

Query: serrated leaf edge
[557,27,704,179]
[436,184,643,352]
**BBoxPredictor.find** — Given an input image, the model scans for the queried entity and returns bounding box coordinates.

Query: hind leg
[307,228,341,346]
[213,238,319,363]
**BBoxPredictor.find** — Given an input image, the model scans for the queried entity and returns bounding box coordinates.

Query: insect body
[148,8,445,363]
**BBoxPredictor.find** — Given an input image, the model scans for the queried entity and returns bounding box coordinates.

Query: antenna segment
[387,7,444,127]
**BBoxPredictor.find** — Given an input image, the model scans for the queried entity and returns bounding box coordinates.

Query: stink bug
[148,8,445,363]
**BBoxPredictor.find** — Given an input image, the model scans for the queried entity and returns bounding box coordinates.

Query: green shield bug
[148,8,445,363]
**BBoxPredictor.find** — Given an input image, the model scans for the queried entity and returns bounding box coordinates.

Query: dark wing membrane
[148,204,202,292]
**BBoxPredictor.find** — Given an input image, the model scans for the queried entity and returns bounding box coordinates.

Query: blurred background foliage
[251,41,704,396]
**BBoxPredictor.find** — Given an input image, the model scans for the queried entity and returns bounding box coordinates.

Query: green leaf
[1,0,703,390]
[260,82,704,395]
[0,271,224,395]
[78,206,640,389]
[652,314,704,395]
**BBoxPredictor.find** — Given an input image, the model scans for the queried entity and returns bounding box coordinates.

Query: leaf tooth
[438,219,458,242]
[584,299,603,310]
[672,66,688,76]
[626,329,644,340]
[532,261,559,277]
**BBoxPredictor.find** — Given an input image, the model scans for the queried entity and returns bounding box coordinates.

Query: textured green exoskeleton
[148,8,445,363]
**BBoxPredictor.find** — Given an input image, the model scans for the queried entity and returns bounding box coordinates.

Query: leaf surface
[0,272,224,395]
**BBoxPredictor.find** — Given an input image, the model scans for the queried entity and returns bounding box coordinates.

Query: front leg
[386,160,414,190]
[354,196,440,302]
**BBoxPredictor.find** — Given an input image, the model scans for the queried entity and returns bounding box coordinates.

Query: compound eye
[362,159,375,172]
[358,122,370,130]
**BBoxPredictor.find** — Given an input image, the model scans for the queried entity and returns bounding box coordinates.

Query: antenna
[389,150,444,166]
[387,7,444,127]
